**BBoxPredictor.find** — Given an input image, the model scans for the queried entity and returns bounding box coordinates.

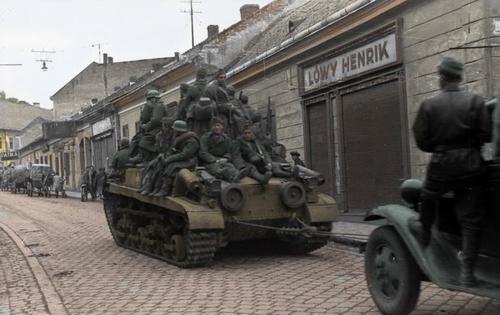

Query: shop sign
[92,117,112,136]
[0,151,18,161]
[303,33,398,92]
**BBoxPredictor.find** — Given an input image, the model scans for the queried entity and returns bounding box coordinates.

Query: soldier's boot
[138,172,151,193]
[152,178,172,197]
[140,174,156,196]
[150,177,164,196]
[458,232,480,286]
[251,169,272,185]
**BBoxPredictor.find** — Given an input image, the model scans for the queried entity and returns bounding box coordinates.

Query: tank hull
[103,168,339,267]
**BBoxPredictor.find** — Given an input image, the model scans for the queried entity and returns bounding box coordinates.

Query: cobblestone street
[0,191,498,315]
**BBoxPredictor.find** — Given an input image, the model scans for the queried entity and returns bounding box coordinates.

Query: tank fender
[173,197,225,230]
[365,205,436,283]
[305,193,339,223]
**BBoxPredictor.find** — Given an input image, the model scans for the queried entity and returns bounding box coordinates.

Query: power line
[181,0,202,48]
[0,64,22,66]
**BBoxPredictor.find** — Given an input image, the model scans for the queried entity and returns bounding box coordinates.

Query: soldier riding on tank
[151,120,200,197]
[129,89,167,165]
[235,124,273,185]
[199,117,243,183]
[139,117,175,196]
[110,138,130,180]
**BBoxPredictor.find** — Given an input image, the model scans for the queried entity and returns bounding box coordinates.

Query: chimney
[33,102,40,107]
[108,56,114,64]
[240,4,259,20]
[207,24,219,40]
[103,53,108,65]
[174,52,180,61]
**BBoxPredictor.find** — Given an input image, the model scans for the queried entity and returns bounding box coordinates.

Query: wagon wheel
[365,226,421,315]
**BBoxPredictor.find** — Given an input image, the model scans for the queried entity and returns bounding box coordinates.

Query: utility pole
[181,0,201,48]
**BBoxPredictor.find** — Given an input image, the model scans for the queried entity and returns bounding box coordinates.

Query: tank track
[103,192,218,268]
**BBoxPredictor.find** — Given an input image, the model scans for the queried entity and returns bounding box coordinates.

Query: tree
[6,97,18,103]
[0,91,5,100]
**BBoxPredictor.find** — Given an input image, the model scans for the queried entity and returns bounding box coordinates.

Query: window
[122,124,129,138]
[9,139,13,150]
[0,138,3,150]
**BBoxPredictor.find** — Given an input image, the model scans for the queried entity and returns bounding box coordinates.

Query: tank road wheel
[365,226,421,315]
[103,193,122,244]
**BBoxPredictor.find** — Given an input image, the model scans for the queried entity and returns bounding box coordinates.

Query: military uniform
[199,131,240,182]
[129,90,167,164]
[153,121,200,197]
[110,140,130,179]
[236,136,272,184]
[410,57,491,286]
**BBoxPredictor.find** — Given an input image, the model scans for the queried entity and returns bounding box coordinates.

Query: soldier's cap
[146,89,160,99]
[211,116,224,126]
[290,151,301,156]
[172,120,188,132]
[438,57,463,78]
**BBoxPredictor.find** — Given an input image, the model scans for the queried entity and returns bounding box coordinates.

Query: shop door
[306,100,333,195]
[341,80,404,211]
[93,135,116,170]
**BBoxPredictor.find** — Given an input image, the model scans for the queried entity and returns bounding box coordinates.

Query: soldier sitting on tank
[236,124,273,185]
[110,138,130,180]
[199,117,243,183]
[177,68,208,121]
[129,89,167,165]
[151,120,200,197]
[139,117,175,195]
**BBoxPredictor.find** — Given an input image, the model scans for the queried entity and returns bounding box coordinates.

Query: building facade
[50,56,174,120]
[228,0,500,212]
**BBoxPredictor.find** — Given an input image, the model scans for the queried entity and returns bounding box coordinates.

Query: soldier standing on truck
[409,57,491,286]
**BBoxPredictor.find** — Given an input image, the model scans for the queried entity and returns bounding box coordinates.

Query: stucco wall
[401,0,493,179]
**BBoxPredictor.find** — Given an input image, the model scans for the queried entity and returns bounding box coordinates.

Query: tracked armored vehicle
[103,166,338,268]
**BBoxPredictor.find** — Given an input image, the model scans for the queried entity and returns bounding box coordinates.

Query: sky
[0,0,271,109]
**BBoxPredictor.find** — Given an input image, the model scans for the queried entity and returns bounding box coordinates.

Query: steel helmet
[146,89,160,99]
[172,120,188,132]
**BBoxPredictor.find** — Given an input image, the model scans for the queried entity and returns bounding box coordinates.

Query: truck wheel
[365,226,421,315]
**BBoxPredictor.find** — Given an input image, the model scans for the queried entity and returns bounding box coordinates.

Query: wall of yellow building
[0,131,14,166]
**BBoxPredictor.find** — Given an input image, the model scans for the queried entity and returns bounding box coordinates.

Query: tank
[103,166,339,268]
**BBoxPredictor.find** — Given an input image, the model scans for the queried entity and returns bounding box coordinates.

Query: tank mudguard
[174,197,225,230]
[366,205,500,299]
[365,205,436,282]
[305,193,339,223]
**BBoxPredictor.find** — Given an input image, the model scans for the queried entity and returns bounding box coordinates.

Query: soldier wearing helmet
[129,89,167,165]
[109,138,130,179]
[151,120,200,197]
